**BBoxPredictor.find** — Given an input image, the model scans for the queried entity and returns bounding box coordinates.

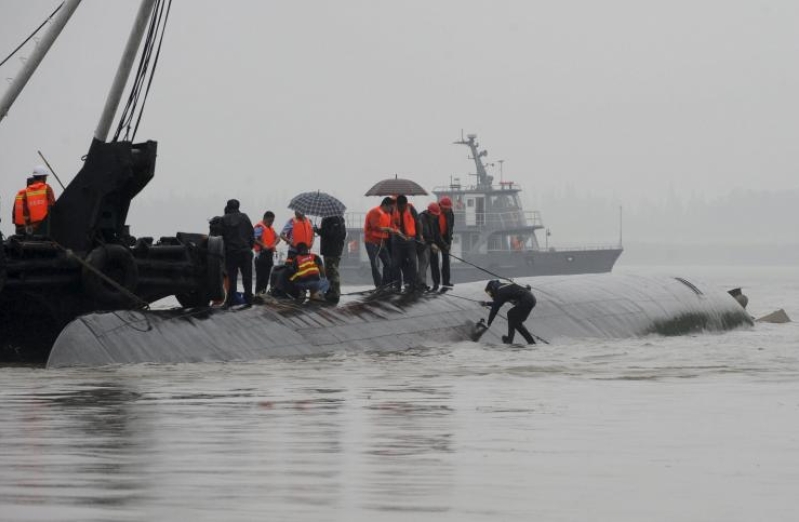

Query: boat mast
[94,0,157,142]
[0,0,83,124]
[454,133,492,188]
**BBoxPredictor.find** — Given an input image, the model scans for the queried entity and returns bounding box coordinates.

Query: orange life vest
[253,221,277,252]
[364,206,390,243]
[13,189,28,226]
[292,217,314,248]
[289,253,321,281]
[438,212,447,235]
[392,206,416,237]
[25,181,55,225]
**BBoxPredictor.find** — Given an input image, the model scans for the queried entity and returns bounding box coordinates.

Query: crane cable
[113,0,172,142]
[0,2,64,69]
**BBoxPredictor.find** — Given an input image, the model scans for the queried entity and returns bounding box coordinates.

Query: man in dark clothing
[436,196,455,287]
[417,202,442,291]
[314,214,347,303]
[218,199,254,307]
[481,280,537,344]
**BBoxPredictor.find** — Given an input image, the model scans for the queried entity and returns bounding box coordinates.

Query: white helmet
[32,165,50,177]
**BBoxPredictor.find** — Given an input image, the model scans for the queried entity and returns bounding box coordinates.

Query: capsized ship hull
[47,273,751,368]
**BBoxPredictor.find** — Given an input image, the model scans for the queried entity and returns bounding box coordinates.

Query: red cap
[427,202,441,216]
[439,196,452,209]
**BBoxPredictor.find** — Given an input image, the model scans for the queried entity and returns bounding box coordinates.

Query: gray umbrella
[288,191,346,218]
[364,175,428,196]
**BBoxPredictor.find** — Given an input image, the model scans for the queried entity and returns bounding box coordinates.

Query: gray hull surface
[47,274,751,368]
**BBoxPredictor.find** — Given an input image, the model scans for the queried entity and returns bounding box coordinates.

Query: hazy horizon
[2,1,797,257]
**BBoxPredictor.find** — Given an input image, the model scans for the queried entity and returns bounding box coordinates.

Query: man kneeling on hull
[286,242,330,301]
[481,280,537,344]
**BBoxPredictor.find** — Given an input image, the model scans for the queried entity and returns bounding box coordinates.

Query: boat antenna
[0,1,81,125]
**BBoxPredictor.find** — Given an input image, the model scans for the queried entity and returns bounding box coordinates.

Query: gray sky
[1,0,798,247]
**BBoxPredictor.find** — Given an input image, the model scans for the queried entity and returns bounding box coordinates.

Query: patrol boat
[339,134,623,284]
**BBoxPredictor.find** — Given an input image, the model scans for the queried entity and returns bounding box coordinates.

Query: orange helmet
[427,202,441,216]
[439,196,453,210]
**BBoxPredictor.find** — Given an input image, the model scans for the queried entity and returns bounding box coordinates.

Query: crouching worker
[286,243,330,301]
[481,280,537,344]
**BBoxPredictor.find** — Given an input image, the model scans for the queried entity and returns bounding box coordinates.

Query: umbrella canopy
[288,191,346,218]
[364,176,428,196]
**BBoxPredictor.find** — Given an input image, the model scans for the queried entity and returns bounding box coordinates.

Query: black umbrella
[288,191,346,218]
[364,175,428,196]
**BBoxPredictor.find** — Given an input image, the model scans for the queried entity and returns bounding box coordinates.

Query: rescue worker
[12,177,33,235]
[363,197,395,288]
[24,167,56,233]
[287,242,329,300]
[219,199,254,307]
[436,196,455,287]
[416,202,442,291]
[314,213,347,303]
[391,194,420,292]
[481,280,537,345]
[253,210,280,294]
[280,210,314,257]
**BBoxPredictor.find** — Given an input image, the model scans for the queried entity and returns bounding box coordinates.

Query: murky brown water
[2,266,799,521]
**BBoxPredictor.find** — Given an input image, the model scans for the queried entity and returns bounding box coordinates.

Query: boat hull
[47,273,750,368]
[338,246,623,285]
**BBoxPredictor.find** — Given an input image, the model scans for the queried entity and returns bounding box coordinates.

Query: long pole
[94,0,157,142]
[37,150,66,190]
[0,0,82,124]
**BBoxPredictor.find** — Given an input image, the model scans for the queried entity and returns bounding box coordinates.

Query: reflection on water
[2,285,799,521]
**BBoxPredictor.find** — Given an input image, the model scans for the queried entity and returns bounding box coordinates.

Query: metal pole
[0,0,82,124]
[93,0,157,142]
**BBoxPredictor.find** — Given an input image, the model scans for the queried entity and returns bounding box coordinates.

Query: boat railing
[455,210,544,230]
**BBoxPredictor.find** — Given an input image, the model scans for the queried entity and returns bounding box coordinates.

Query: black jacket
[439,209,454,245]
[317,215,347,257]
[486,283,536,326]
[417,210,442,252]
[214,211,254,254]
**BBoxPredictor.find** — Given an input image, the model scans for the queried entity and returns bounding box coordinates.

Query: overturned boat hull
[47,274,752,368]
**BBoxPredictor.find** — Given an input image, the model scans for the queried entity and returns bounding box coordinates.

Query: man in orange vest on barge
[253,210,280,295]
[13,166,56,235]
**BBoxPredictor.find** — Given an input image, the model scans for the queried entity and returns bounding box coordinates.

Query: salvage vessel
[0,0,222,362]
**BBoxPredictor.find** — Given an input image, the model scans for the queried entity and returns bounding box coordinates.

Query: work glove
[479,301,492,308]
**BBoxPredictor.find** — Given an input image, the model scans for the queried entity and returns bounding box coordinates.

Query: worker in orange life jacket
[280,210,314,257]
[363,196,396,288]
[391,194,420,292]
[26,167,56,232]
[11,177,34,235]
[286,242,329,300]
[253,210,280,294]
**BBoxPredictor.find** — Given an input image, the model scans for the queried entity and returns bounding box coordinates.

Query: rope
[0,2,63,69]
[411,236,517,285]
